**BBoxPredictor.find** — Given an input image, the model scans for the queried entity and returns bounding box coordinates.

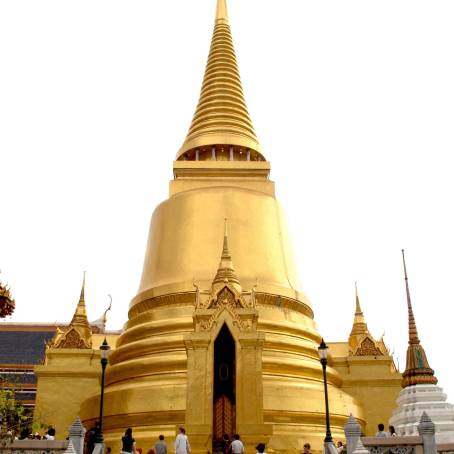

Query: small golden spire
[51,272,92,349]
[177,0,263,161]
[401,250,437,387]
[70,271,89,327]
[349,282,369,337]
[213,219,241,292]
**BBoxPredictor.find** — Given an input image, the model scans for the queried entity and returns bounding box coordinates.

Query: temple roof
[0,330,55,365]
[177,0,263,161]
[401,250,437,387]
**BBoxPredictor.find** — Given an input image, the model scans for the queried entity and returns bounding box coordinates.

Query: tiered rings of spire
[177,0,264,162]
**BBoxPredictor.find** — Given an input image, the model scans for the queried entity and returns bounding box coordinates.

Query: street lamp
[318,339,333,444]
[96,338,110,445]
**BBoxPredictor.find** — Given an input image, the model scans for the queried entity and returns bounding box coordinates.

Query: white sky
[1,0,454,403]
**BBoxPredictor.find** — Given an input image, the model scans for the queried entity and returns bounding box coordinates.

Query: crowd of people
[113,427,268,454]
[8,422,398,454]
[5,426,56,441]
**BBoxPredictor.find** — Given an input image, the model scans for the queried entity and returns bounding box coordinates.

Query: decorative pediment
[194,284,257,333]
[52,327,91,349]
[353,336,384,357]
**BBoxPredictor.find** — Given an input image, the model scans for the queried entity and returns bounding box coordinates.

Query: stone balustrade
[361,436,424,454]
[345,413,453,454]
[0,439,69,454]
[0,417,86,454]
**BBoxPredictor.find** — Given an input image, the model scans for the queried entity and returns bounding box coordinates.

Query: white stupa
[389,250,454,443]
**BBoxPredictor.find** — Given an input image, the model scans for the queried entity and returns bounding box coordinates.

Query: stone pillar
[64,440,77,454]
[344,414,362,454]
[324,441,340,454]
[236,332,272,450]
[184,334,212,454]
[92,443,104,454]
[418,412,437,454]
[68,417,85,454]
[352,439,369,454]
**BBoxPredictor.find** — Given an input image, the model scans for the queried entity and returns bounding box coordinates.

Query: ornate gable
[354,336,384,357]
[53,327,91,349]
[194,284,257,333]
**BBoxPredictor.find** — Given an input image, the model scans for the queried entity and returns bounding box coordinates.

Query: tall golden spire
[401,250,437,387]
[212,219,241,292]
[349,282,370,337]
[177,0,263,161]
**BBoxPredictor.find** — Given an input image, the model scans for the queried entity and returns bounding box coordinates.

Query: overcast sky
[1,0,454,402]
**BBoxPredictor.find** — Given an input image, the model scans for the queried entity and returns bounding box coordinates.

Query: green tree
[0,378,29,440]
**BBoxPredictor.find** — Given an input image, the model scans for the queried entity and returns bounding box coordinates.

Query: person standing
[121,428,136,454]
[155,435,167,454]
[85,422,100,454]
[302,443,312,454]
[375,424,389,437]
[230,434,244,454]
[256,443,267,454]
[221,434,230,454]
[175,427,191,454]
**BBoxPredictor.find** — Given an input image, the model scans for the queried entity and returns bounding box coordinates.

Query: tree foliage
[0,377,29,439]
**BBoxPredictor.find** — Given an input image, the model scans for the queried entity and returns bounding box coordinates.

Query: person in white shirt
[230,434,244,454]
[175,427,191,454]
[375,424,389,437]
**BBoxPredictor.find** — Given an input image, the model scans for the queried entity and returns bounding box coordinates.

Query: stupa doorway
[213,324,236,441]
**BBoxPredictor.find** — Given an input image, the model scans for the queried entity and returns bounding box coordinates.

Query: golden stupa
[81,0,364,451]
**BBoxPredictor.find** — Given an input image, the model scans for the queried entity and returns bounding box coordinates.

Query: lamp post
[318,339,333,444]
[96,338,110,445]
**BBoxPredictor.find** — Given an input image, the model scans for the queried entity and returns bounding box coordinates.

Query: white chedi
[390,383,454,443]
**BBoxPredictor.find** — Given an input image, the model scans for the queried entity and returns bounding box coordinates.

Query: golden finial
[216,0,228,24]
[79,271,86,305]
[177,0,263,161]
[355,281,361,314]
[400,250,437,387]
